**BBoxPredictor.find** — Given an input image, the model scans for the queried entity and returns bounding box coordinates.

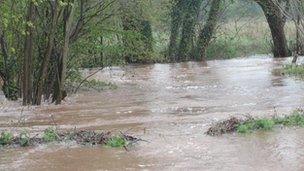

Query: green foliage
[42,128,58,142]
[283,65,304,77]
[2,81,19,101]
[206,31,270,59]
[255,119,275,130]
[0,131,13,146]
[274,111,304,127]
[19,131,30,147]
[237,124,250,134]
[237,119,275,134]
[237,111,304,134]
[106,136,127,148]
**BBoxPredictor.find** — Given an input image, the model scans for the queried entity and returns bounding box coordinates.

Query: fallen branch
[73,67,104,93]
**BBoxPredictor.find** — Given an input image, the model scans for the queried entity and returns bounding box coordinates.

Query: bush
[19,131,30,147]
[237,119,275,134]
[255,119,275,130]
[42,128,59,142]
[0,131,13,146]
[237,124,250,134]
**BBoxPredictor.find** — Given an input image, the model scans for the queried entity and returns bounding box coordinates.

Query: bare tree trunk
[34,1,59,105]
[292,14,300,64]
[56,2,75,104]
[255,0,290,58]
[23,2,35,105]
[195,0,222,61]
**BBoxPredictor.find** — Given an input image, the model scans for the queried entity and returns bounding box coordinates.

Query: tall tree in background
[254,0,290,57]
[0,0,116,105]
[195,0,222,61]
[168,0,185,62]
[273,0,304,62]
[55,1,75,104]
[119,0,154,63]
[34,1,59,105]
[23,1,35,105]
[178,0,203,61]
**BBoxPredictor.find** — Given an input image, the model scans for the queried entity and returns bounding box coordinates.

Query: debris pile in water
[0,128,140,148]
[206,117,242,136]
[206,110,304,136]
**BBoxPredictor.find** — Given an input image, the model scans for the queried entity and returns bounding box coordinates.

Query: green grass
[0,131,13,146]
[206,36,270,60]
[106,136,127,148]
[274,111,304,127]
[283,65,304,77]
[237,111,304,134]
[42,128,59,142]
[237,119,275,133]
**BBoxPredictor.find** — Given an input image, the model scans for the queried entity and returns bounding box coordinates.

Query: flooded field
[1,56,304,170]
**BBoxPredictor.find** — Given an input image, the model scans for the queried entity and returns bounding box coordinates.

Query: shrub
[237,119,274,134]
[19,131,30,147]
[283,65,304,77]
[0,131,13,146]
[237,124,250,134]
[255,119,275,130]
[42,128,59,142]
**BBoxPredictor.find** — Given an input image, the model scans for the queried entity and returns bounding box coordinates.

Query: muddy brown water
[1,56,304,171]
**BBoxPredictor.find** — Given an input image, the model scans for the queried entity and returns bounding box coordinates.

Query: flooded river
[1,56,304,170]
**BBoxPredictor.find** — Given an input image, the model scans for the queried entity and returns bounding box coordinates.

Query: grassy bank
[283,65,304,78]
[207,110,304,136]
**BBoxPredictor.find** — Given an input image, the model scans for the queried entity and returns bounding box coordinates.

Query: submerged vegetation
[0,131,13,146]
[0,128,139,149]
[207,110,304,136]
[106,136,128,148]
[283,65,304,78]
[66,70,117,93]
[42,128,59,142]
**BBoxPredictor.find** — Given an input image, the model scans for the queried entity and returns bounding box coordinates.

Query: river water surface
[1,56,304,170]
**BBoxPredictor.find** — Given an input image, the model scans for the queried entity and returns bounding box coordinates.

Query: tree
[168,0,185,62]
[195,0,222,61]
[254,0,290,57]
[178,0,203,61]
[273,0,304,62]
[34,1,59,105]
[119,0,154,63]
[23,1,35,105]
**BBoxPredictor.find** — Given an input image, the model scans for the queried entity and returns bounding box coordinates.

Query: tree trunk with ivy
[168,0,184,62]
[178,0,202,61]
[195,0,222,61]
